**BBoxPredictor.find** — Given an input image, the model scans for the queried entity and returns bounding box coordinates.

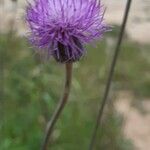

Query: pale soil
[115,91,150,150]
[103,0,150,44]
[1,0,150,44]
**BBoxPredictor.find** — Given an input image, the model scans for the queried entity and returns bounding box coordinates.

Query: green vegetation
[0,31,149,150]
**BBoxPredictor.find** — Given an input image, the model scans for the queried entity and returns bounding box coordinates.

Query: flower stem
[88,0,132,149]
[41,63,73,150]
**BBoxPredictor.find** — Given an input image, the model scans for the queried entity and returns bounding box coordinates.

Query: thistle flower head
[26,0,109,63]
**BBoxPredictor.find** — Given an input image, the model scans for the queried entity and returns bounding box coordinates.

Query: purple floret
[26,0,109,62]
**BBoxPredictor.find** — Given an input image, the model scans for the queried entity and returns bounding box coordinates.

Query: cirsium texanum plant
[26,0,109,149]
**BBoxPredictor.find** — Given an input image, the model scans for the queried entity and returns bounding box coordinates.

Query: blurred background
[0,0,150,150]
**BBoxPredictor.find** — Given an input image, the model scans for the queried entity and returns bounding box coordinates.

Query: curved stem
[41,63,73,150]
[88,0,132,149]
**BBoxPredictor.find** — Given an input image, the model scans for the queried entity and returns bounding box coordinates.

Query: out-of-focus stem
[89,0,132,150]
[41,63,73,150]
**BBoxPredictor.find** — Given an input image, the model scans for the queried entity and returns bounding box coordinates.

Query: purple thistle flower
[26,0,108,63]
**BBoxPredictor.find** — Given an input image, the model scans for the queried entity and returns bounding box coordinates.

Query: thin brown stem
[88,0,132,149]
[41,63,73,150]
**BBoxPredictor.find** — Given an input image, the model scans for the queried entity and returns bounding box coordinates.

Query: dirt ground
[115,91,150,150]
